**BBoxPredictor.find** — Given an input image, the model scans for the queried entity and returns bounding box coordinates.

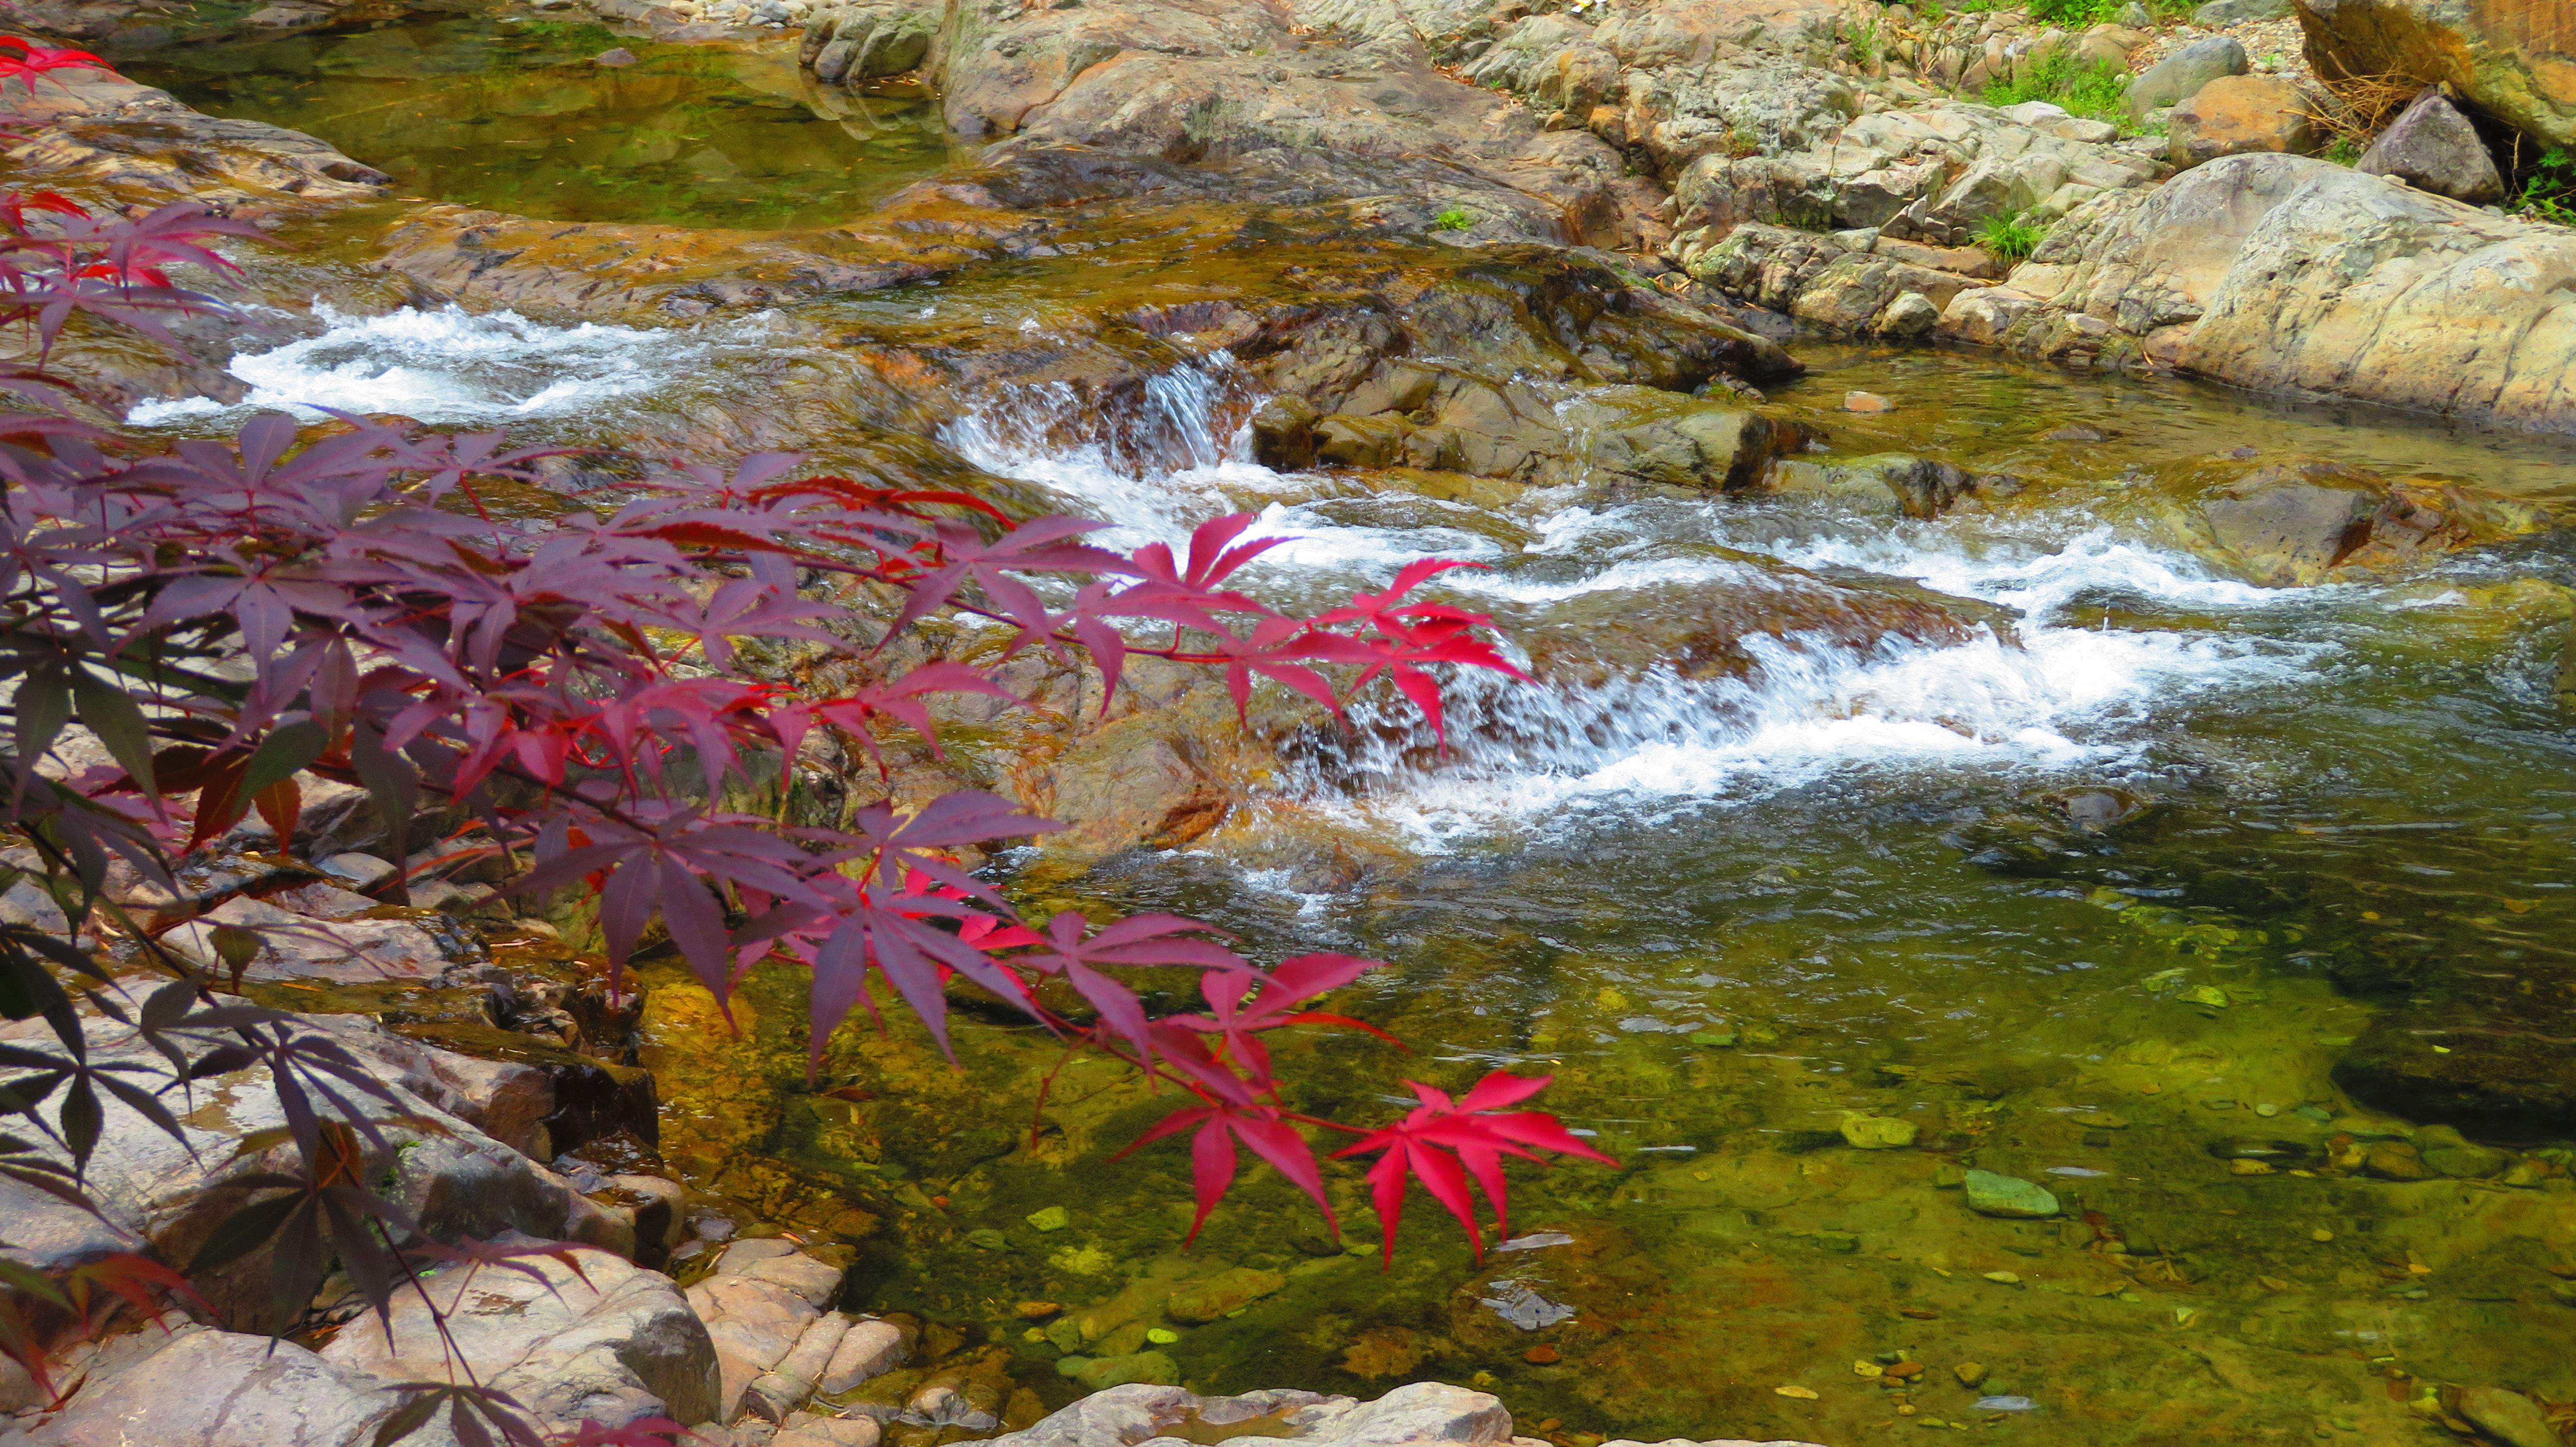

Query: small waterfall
[939,355,2334,836]
[942,351,1259,539]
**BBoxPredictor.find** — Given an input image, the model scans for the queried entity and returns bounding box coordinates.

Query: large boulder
[320,1244,721,1434]
[2357,84,2507,202]
[1931,154,2576,431]
[1667,99,2158,249]
[801,0,940,83]
[34,1328,398,1447]
[0,1008,631,1335]
[2294,0,2576,149]
[1595,0,1848,68]
[927,0,1654,247]
[0,66,389,206]
[2167,75,2320,168]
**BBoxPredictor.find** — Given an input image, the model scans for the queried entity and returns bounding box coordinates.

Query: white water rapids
[129,307,2335,848]
[942,359,2331,846]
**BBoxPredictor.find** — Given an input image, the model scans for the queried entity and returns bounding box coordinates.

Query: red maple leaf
[1333,1071,1615,1265]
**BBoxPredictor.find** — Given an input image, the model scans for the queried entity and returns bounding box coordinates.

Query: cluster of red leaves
[0,138,1617,1443]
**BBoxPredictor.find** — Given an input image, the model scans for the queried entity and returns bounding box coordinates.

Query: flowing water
[107,42,2576,1447]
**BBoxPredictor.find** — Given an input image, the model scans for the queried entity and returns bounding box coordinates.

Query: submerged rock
[1165,1267,1287,1322]
[2334,1013,2576,1143]
[1962,1170,2060,1217]
[2140,456,2551,587]
[2458,1386,2562,1447]
[1840,1115,1920,1149]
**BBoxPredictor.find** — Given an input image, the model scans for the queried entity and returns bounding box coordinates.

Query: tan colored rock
[818,1319,908,1393]
[2295,0,2576,149]
[2168,75,2319,168]
[1932,154,2576,430]
[927,0,1652,247]
[0,66,389,207]
[321,1246,722,1432]
[1595,0,1848,66]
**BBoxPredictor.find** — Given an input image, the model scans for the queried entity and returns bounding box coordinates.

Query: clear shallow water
[121,12,964,227]
[631,345,2576,1445]
[120,282,2576,1442]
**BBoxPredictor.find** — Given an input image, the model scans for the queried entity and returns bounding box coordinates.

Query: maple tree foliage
[0,32,1615,1446]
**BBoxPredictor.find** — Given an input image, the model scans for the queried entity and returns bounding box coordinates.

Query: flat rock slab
[35,1328,395,1447]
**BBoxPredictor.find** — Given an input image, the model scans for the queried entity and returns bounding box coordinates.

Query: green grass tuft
[1432,207,1476,232]
[1979,53,2137,133]
[1976,210,2048,262]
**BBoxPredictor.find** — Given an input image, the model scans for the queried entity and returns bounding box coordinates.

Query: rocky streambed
[4,0,2576,1446]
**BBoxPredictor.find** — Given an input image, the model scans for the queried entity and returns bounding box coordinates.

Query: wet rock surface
[0,66,390,206]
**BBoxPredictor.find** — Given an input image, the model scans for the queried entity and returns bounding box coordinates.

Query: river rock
[2143,457,2549,587]
[320,1242,722,1433]
[1963,1170,2060,1217]
[1840,1115,1920,1149]
[1766,453,2017,519]
[2458,1386,2562,1447]
[1932,154,2576,430]
[2195,0,2290,21]
[33,1327,399,1447]
[2129,36,2250,121]
[1669,98,2158,246]
[818,1319,907,1393]
[0,64,390,206]
[0,1009,629,1336]
[930,0,1657,248]
[1504,562,2017,693]
[2294,0,2576,150]
[744,1312,852,1422]
[802,0,938,83]
[2355,86,2506,203]
[2415,1126,2510,1178]
[1067,1351,1183,1391]
[2168,75,2319,169]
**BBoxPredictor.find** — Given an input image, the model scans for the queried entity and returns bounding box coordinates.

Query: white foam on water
[126,304,750,426]
[936,365,2334,840]
[1756,522,2292,619]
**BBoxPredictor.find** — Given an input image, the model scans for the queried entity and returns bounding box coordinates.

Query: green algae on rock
[1962,1171,2061,1218]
